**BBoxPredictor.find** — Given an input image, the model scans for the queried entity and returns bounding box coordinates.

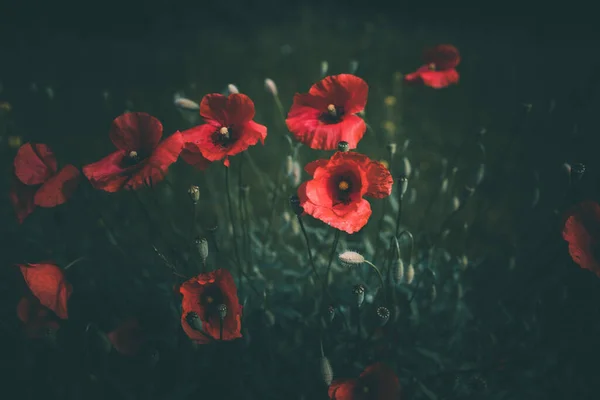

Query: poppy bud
[320,61,329,77]
[46,86,54,100]
[320,356,333,385]
[353,284,365,307]
[218,304,227,320]
[349,60,359,74]
[264,78,278,96]
[264,310,276,327]
[440,178,449,194]
[195,237,209,263]
[386,142,397,156]
[377,306,390,326]
[227,83,239,94]
[339,251,365,267]
[398,175,409,197]
[285,155,294,176]
[394,258,404,282]
[188,185,200,204]
[570,162,585,181]
[327,305,335,322]
[452,196,461,211]
[401,157,412,177]
[186,312,203,331]
[338,141,350,152]
[402,139,410,152]
[474,164,485,186]
[289,195,304,216]
[408,188,417,204]
[406,264,415,284]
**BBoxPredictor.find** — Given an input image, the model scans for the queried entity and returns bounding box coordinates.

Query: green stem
[364,260,387,302]
[324,229,341,290]
[225,166,242,292]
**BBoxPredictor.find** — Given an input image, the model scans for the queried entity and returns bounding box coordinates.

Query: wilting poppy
[16,263,72,338]
[83,112,184,192]
[180,268,242,343]
[404,44,460,89]
[9,143,81,223]
[180,143,212,171]
[328,363,401,400]
[107,318,145,356]
[298,151,393,234]
[286,74,368,150]
[181,93,267,168]
[562,200,600,276]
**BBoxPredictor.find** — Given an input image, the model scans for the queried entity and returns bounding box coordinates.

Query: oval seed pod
[452,196,461,211]
[440,178,449,194]
[405,264,415,284]
[338,141,350,152]
[218,304,227,320]
[227,83,239,94]
[264,78,278,96]
[401,157,412,177]
[186,312,203,331]
[188,185,200,204]
[320,61,329,77]
[320,341,333,385]
[339,251,365,267]
[195,237,209,264]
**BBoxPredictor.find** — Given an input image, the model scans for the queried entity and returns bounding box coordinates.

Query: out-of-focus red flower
[328,363,401,400]
[297,151,393,234]
[16,263,72,338]
[286,74,368,150]
[180,143,212,171]
[107,318,145,356]
[562,200,600,276]
[9,143,81,223]
[404,44,461,89]
[181,93,267,168]
[83,112,184,192]
[180,268,242,343]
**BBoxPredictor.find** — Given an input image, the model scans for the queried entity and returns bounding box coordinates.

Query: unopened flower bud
[327,305,335,322]
[377,306,390,326]
[406,264,415,284]
[289,195,304,216]
[349,60,359,74]
[398,175,409,197]
[227,83,239,94]
[353,284,365,307]
[188,185,200,204]
[394,258,404,282]
[195,237,209,263]
[218,304,227,320]
[320,61,329,77]
[339,251,365,267]
[338,141,349,152]
[386,142,397,156]
[186,312,203,331]
[264,78,278,96]
[320,356,333,385]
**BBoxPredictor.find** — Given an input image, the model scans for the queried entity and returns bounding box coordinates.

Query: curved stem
[364,260,387,302]
[225,166,242,291]
[324,229,341,290]
[296,215,324,287]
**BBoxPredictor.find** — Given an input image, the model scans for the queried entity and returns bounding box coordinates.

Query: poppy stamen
[128,150,138,160]
[207,296,214,304]
[219,127,230,139]
[338,180,350,191]
[428,62,436,70]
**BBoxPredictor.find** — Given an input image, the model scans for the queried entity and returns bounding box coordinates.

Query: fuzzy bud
[386,142,397,156]
[289,195,304,216]
[264,78,278,96]
[338,141,350,152]
[377,306,390,326]
[186,312,203,331]
[398,175,409,197]
[394,258,404,282]
[320,356,333,385]
[338,251,365,267]
[320,61,329,77]
[353,284,365,307]
[195,237,209,264]
[227,83,239,94]
[188,185,200,204]
[406,264,415,284]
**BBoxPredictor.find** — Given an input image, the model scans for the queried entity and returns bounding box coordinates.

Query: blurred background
[1,0,600,398]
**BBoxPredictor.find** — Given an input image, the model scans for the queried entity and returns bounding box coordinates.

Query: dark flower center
[200,285,225,321]
[212,126,236,148]
[333,175,356,205]
[428,62,436,70]
[122,150,143,167]
[320,103,345,124]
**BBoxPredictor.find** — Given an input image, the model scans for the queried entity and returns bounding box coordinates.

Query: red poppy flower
[180,143,212,171]
[82,112,184,192]
[328,363,401,400]
[181,93,267,168]
[286,74,368,150]
[16,263,72,338]
[297,151,393,234]
[562,200,600,276]
[180,268,242,343]
[9,143,81,223]
[107,318,145,356]
[404,44,460,89]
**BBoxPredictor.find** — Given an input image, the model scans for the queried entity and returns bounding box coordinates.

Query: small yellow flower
[384,96,397,107]
[8,136,22,149]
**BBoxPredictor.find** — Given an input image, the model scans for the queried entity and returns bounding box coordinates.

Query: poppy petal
[404,66,459,89]
[9,174,37,223]
[328,378,359,400]
[301,194,371,234]
[181,143,212,171]
[14,143,58,185]
[423,44,461,69]
[287,110,366,150]
[304,159,329,176]
[124,131,184,190]
[82,150,131,192]
[359,363,401,400]
[18,263,72,319]
[109,112,163,156]
[200,94,230,124]
[107,318,144,356]
[226,93,256,125]
[365,160,394,198]
[34,165,81,207]
[309,74,368,115]
[562,201,600,276]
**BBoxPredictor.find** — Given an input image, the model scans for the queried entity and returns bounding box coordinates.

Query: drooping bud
[320,340,333,385]
[386,142,397,156]
[401,157,412,177]
[264,78,278,96]
[440,178,449,194]
[218,304,227,320]
[195,237,209,264]
[339,251,365,267]
[394,258,404,282]
[188,185,200,204]
[349,60,359,74]
[377,307,390,326]
[320,61,329,77]
[285,155,294,176]
[227,83,239,94]
[337,141,349,152]
[327,305,335,322]
[405,264,415,284]
[353,284,365,307]
[289,195,304,216]
[402,139,410,152]
[451,196,461,211]
[398,175,409,198]
[186,312,203,331]
[264,310,275,327]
